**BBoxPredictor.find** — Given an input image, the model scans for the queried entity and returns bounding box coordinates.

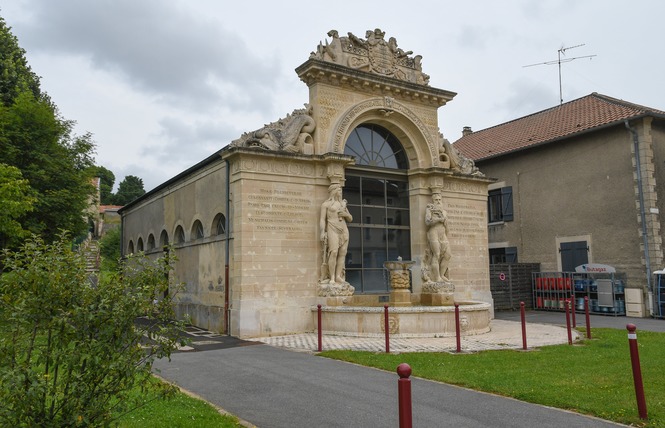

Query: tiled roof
[453,93,665,161]
[99,205,123,213]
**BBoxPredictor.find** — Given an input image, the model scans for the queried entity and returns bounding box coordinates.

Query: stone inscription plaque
[445,202,485,240]
[246,188,312,233]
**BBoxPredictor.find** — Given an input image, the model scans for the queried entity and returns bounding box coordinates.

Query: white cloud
[3,0,665,190]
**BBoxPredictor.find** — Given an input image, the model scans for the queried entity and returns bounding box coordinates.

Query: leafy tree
[114,175,146,205]
[90,165,115,205]
[0,163,36,248]
[0,233,186,426]
[0,18,96,247]
[0,16,42,106]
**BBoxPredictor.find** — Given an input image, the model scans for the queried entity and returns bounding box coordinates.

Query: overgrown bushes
[0,233,185,427]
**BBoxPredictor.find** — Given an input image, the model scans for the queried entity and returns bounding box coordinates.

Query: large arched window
[147,234,155,251]
[343,124,411,294]
[137,237,144,252]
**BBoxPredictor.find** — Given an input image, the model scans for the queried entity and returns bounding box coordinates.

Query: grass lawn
[320,328,664,427]
[113,380,244,428]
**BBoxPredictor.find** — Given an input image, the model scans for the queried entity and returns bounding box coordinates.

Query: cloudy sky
[2,1,664,191]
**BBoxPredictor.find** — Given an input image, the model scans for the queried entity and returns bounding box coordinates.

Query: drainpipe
[225,158,232,335]
[625,120,653,316]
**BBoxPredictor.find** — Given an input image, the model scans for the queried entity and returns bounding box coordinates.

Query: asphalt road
[153,341,626,427]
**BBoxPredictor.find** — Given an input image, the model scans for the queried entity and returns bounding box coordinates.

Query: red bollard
[571,296,577,328]
[384,304,390,354]
[455,303,461,353]
[520,301,527,350]
[565,299,573,345]
[317,304,322,352]
[397,363,413,428]
[626,324,648,420]
[584,296,592,339]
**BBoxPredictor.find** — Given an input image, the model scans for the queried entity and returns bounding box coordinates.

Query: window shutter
[501,186,513,221]
[505,246,518,263]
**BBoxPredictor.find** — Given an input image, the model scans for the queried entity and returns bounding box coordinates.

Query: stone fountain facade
[120,28,494,338]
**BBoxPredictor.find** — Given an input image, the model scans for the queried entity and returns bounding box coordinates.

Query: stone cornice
[296,59,456,108]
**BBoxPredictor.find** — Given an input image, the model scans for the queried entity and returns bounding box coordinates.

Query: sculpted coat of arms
[311,28,430,85]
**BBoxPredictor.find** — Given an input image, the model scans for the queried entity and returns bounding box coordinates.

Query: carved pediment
[310,28,430,86]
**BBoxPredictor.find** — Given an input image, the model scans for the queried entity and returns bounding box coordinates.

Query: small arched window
[128,240,135,254]
[160,230,169,249]
[212,213,226,236]
[191,220,204,240]
[147,234,155,251]
[137,237,144,252]
[174,225,185,244]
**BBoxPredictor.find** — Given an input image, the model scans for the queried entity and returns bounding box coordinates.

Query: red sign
[499,272,506,281]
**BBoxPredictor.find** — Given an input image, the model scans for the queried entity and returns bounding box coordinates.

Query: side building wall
[477,119,665,316]
[121,158,230,332]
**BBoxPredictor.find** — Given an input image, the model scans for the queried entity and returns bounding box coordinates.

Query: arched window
[344,124,408,169]
[137,237,144,252]
[343,124,411,294]
[212,213,226,236]
[128,240,135,254]
[147,234,155,251]
[160,230,169,249]
[191,220,204,240]
[174,225,185,244]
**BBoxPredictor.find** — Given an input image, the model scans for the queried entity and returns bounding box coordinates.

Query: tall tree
[0,163,36,249]
[0,17,41,106]
[90,165,116,205]
[114,175,145,205]
[0,16,96,247]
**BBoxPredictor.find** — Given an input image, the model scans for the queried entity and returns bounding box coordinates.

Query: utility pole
[524,44,596,105]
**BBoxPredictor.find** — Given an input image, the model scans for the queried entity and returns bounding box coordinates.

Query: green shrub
[0,233,185,427]
[99,226,121,272]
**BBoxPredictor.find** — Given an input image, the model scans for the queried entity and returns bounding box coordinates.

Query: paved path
[151,312,649,427]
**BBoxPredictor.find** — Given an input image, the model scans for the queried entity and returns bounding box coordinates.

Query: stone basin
[312,301,491,338]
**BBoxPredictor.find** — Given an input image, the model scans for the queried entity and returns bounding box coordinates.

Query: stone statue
[440,137,483,177]
[231,104,316,153]
[319,183,353,285]
[310,28,430,85]
[423,193,451,283]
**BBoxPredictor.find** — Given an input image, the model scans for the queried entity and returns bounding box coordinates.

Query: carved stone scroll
[231,104,316,154]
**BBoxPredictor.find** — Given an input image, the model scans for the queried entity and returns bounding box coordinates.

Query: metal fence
[490,263,540,311]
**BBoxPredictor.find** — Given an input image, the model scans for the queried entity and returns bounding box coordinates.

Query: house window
[489,247,517,264]
[488,186,513,223]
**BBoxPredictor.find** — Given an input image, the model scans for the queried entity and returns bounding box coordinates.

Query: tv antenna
[523,44,596,105]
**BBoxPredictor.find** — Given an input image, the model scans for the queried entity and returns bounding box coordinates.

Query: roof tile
[453,93,665,161]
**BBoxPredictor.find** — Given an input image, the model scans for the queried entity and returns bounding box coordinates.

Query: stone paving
[249,319,578,353]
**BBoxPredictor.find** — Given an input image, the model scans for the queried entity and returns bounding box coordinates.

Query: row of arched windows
[127,213,227,254]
